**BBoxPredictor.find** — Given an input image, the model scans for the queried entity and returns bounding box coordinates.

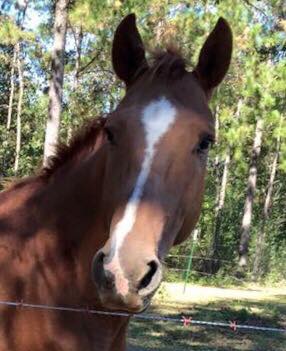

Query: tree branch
[77,53,101,76]
[241,0,268,18]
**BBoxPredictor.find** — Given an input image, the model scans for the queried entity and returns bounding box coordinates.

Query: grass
[128,283,286,351]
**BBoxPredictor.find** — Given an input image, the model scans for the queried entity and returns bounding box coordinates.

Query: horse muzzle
[91,250,162,313]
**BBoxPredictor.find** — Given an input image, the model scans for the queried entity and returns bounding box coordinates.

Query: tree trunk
[7,46,17,130]
[67,24,83,141]
[208,100,242,273]
[73,24,83,91]
[13,0,28,173]
[252,117,282,279]
[209,151,231,273]
[43,0,69,165]
[214,104,220,203]
[14,43,23,174]
[238,118,264,268]
[6,0,28,130]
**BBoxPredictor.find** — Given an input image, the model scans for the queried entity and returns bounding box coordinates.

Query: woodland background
[0,0,285,285]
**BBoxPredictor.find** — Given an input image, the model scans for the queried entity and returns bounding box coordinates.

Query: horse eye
[197,136,213,154]
[104,128,116,145]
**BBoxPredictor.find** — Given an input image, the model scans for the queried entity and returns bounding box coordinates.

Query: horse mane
[3,117,106,191]
[41,117,106,179]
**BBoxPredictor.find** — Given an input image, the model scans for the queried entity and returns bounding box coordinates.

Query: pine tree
[43,0,69,165]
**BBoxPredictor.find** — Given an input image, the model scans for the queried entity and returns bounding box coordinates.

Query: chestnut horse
[0,14,232,351]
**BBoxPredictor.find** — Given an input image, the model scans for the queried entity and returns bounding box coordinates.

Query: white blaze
[105,97,177,294]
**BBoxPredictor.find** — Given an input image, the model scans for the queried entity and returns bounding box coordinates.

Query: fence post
[183,229,199,294]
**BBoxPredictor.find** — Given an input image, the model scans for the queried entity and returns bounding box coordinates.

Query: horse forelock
[131,45,187,84]
[150,46,186,77]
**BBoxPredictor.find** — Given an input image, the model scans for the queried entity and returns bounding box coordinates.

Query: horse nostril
[138,260,159,291]
[97,251,105,263]
[92,251,115,290]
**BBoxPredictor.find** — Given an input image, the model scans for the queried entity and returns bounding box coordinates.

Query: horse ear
[193,18,232,99]
[112,14,148,87]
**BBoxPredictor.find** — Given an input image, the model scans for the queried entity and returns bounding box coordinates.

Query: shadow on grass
[128,299,286,351]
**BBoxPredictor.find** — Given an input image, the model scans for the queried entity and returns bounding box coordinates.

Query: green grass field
[128,283,286,351]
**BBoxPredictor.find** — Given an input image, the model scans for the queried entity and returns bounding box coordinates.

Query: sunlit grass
[128,283,286,351]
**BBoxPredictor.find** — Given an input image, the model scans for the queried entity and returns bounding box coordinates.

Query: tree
[14,1,28,173]
[14,41,24,173]
[6,46,16,130]
[252,110,284,279]
[208,151,231,273]
[238,118,264,268]
[43,0,69,165]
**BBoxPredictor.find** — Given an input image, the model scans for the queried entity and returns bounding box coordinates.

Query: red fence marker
[230,321,237,331]
[182,316,192,327]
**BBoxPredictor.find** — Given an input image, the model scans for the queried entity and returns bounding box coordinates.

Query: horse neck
[41,146,108,250]
[0,149,129,350]
[0,147,108,304]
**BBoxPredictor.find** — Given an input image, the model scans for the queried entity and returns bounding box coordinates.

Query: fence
[0,300,285,334]
[0,249,284,340]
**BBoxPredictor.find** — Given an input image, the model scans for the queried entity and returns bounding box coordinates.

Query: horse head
[92,14,232,313]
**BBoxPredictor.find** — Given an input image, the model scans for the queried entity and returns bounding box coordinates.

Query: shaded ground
[128,283,286,351]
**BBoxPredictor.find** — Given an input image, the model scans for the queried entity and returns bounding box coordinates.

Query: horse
[0,13,232,351]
